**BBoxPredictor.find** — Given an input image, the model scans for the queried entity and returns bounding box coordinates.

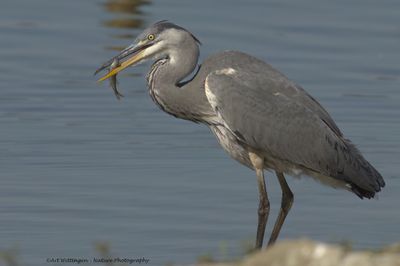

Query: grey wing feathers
[205,63,384,198]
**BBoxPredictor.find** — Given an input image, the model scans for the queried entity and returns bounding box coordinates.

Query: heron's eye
[147,34,155,41]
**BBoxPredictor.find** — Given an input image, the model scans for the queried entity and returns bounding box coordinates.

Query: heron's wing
[203,51,343,137]
[205,66,383,194]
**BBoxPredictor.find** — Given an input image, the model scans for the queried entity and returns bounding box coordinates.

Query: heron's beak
[95,41,153,82]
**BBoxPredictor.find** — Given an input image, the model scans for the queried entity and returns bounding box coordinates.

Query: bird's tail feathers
[339,140,385,199]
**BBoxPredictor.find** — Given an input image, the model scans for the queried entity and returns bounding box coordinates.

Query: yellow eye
[147,34,155,41]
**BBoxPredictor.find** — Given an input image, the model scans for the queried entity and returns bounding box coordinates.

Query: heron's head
[95,20,201,81]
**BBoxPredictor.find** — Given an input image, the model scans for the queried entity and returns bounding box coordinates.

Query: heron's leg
[267,171,293,246]
[249,152,270,249]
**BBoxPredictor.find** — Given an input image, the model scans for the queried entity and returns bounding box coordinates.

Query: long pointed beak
[95,41,153,82]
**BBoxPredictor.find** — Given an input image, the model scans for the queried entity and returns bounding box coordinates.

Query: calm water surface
[0,0,399,265]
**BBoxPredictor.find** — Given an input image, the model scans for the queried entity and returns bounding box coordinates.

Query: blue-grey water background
[1,0,399,265]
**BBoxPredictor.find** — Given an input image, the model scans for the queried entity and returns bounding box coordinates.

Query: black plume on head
[152,20,201,45]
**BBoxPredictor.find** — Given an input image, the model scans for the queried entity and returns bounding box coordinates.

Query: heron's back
[199,51,385,198]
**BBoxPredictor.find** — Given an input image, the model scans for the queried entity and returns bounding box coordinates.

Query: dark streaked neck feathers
[146,33,214,123]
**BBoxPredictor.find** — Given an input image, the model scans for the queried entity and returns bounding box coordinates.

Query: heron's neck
[158,44,199,85]
[147,44,213,122]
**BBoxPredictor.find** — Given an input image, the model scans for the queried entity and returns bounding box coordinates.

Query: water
[0,0,399,265]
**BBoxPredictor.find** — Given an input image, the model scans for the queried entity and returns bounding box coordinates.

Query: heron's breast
[209,125,252,169]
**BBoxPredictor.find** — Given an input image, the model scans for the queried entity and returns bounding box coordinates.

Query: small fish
[109,58,124,100]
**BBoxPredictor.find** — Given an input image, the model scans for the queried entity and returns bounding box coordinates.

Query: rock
[195,239,400,266]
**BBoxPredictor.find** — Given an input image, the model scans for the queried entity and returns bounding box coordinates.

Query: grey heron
[95,20,385,249]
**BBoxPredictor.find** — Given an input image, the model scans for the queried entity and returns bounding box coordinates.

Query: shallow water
[0,0,399,265]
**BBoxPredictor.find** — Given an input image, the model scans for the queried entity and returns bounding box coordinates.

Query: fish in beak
[94,41,154,98]
[109,58,123,100]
